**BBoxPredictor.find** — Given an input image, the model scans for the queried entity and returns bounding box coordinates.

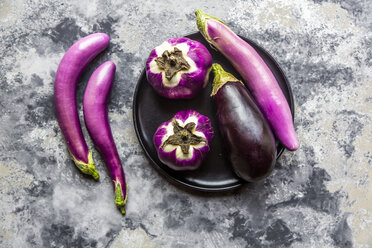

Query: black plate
[133,32,294,192]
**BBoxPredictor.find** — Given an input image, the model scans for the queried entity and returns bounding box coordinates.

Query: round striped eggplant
[146,37,212,99]
[211,64,276,181]
[153,110,214,170]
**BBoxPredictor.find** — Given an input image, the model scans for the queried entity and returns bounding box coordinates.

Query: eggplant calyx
[114,180,128,215]
[195,9,225,42]
[161,120,206,154]
[71,150,100,180]
[211,64,243,96]
[155,47,190,80]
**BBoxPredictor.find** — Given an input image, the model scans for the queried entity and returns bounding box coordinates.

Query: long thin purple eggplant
[54,33,110,179]
[196,10,299,151]
[83,61,127,214]
[212,64,276,181]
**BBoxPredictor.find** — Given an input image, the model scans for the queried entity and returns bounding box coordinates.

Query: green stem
[211,64,242,96]
[71,150,99,180]
[195,9,225,41]
[114,180,128,215]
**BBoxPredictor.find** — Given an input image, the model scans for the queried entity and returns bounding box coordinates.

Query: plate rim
[132,32,295,192]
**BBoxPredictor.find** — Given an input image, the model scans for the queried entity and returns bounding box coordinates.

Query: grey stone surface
[0,0,371,247]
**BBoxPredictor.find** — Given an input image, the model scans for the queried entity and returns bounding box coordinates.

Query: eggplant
[83,61,127,214]
[196,10,299,151]
[54,33,110,180]
[146,37,212,99]
[211,64,276,181]
[153,110,214,170]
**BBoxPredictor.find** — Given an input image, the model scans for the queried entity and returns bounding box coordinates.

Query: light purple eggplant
[83,61,127,214]
[54,33,110,179]
[153,110,214,170]
[195,10,299,151]
[146,37,212,99]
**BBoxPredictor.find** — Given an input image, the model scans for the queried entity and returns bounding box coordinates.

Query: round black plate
[133,32,294,192]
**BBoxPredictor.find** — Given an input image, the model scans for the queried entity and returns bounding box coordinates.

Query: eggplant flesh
[215,81,276,181]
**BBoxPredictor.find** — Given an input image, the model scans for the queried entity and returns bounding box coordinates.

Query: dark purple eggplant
[211,64,276,181]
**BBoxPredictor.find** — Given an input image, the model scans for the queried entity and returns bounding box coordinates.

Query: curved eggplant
[212,64,276,181]
[54,33,110,179]
[83,61,127,214]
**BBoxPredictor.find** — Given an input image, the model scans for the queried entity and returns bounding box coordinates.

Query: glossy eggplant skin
[214,81,277,181]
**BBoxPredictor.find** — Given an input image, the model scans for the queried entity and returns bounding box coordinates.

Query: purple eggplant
[211,64,276,181]
[196,10,299,151]
[54,33,110,180]
[83,61,127,214]
[153,110,214,170]
[146,37,212,99]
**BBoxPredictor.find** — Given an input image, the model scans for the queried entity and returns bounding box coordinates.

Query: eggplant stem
[71,150,100,180]
[211,64,243,96]
[155,47,190,80]
[114,180,128,215]
[195,9,225,42]
[161,120,205,155]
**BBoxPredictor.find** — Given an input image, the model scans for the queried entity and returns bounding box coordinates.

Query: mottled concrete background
[0,0,371,247]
